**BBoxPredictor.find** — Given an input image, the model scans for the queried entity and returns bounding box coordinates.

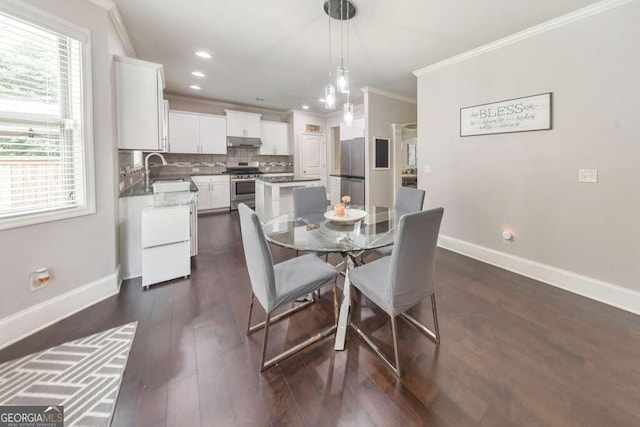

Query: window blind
[0,10,86,219]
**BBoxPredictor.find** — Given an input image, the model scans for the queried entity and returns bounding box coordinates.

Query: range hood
[227,136,262,147]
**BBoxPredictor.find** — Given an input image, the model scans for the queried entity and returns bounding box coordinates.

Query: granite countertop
[120,177,198,197]
[329,174,365,179]
[256,176,321,184]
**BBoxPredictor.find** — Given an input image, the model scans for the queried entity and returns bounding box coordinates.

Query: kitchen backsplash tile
[119,147,294,188]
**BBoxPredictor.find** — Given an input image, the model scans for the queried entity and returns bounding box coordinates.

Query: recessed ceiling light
[302,105,310,110]
[189,85,201,90]
[318,98,326,103]
[195,51,212,59]
[191,71,205,78]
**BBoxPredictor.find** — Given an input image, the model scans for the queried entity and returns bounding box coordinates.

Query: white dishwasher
[141,205,191,289]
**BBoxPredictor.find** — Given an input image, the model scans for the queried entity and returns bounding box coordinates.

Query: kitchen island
[255,176,321,221]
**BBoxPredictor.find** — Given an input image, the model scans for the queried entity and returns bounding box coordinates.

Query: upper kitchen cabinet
[115,56,167,151]
[168,111,227,154]
[199,115,227,154]
[168,111,199,153]
[226,110,261,138]
[340,117,365,141]
[352,118,366,138]
[260,121,290,155]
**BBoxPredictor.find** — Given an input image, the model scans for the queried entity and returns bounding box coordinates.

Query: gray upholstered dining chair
[293,185,329,225]
[348,207,444,377]
[293,186,330,261]
[373,187,426,257]
[238,203,339,372]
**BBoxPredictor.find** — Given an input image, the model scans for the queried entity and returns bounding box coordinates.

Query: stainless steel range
[228,161,261,210]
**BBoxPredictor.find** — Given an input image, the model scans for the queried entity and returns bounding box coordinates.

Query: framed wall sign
[305,124,321,133]
[374,137,390,170]
[460,92,552,137]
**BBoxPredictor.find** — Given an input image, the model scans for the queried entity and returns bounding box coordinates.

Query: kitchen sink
[153,179,191,193]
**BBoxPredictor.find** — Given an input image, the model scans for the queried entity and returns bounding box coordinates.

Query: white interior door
[301,133,324,180]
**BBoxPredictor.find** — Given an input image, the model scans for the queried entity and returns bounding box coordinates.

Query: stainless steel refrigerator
[340,137,365,205]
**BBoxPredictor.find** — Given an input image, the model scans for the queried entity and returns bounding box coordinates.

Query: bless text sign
[460,93,552,136]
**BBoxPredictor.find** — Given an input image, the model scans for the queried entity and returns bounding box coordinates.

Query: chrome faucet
[145,152,167,190]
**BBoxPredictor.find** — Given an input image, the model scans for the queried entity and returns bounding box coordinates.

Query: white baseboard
[0,270,121,350]
[438,235,640,316]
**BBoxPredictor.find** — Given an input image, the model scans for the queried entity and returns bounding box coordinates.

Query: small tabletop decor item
[341,195,351,214]
[334,204,346,217]
[324,208,367,225]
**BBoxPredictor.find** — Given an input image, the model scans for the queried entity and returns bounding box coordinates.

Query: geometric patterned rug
[0,322,137,426]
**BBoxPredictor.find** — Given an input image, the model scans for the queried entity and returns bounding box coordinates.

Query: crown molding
[87,0,116,10]
[413,0,638,76]
[361,86,417,104]
[108,6,136,57]
[86,1,136,57]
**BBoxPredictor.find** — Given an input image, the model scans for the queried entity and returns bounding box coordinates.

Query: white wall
[416,1,640,293]
[364,90,417,207]
[0,0,123,335]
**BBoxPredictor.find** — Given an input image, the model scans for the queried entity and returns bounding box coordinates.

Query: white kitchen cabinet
[168,111,227,154]
[199,115,227,154]
[142,205,191,288]
[169,111,199,153]
[191,175,230,211]
[260,121,290,155]
[339,122,352,141]
[352,118,366,138]
[115,56,167,151]
[226,110,262,138]
[339,118,365,141]
[330,176,342,205]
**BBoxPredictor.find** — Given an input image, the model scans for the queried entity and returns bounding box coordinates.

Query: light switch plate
[192,167,200,172]
[579,169,598,183]
[423,165,432,173]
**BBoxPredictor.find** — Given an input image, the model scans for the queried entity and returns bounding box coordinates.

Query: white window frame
[0,1,95,230]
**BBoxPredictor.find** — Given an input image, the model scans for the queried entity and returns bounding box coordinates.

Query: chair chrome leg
[248,299,315,334]
[431,293,440,343]
[260,312,271,372]
[246,292,255,335]
[390,315,401,377]
[261,324,337,372]
[399,294,440,344]
[333,281,339,325]
[350,322,401,377]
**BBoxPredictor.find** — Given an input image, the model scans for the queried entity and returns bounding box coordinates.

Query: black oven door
[232,180,255,199]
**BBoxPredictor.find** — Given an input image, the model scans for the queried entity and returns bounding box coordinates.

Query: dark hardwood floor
[2,212,640,426]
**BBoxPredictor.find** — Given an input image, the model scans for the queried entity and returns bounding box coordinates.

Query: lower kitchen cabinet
[191,175,230,211]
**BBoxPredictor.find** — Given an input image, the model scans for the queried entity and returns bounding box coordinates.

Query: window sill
[0,203,96,231]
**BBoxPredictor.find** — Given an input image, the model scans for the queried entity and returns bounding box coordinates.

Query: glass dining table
[262,205,400,350]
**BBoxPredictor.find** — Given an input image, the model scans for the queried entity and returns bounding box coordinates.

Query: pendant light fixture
[324,1,336,110]
[336,0,349,94]
[323,0,356,112]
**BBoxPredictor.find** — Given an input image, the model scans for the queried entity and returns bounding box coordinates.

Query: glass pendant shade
[336,67,349,94]
[324,83,336,109]
[343,102,354,124]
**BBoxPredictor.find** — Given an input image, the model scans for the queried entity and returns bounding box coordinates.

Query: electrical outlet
[579,169,598,183]
[423,164,432,173]
[119,181,125,191]
[30,268,50,291]
[192,167,200,173]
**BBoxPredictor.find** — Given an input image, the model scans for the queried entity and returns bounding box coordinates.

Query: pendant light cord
[328,1,332,80]
[340,0,344,68]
